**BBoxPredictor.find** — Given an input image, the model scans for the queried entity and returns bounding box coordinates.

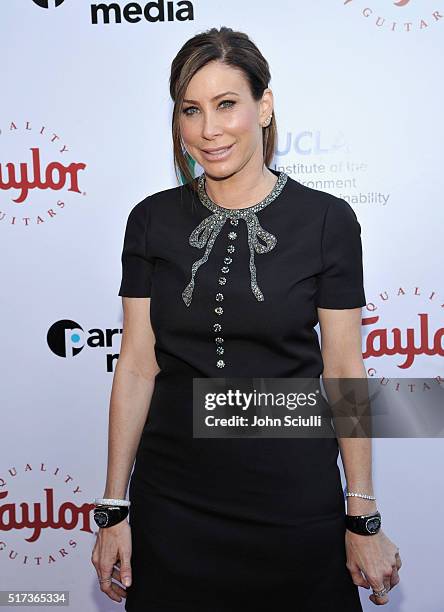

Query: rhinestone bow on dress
[182,171,288,307]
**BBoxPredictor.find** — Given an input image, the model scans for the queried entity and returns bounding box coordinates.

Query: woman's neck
[203,166,277,210]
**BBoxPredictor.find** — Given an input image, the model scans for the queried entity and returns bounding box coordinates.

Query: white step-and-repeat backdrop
[1,1,443,611]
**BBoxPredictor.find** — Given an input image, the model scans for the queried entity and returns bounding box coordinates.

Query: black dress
[118,167,366,611]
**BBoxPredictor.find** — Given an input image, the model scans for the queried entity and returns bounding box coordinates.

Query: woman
[91,27,401,611]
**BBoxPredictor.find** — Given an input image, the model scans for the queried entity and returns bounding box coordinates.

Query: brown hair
[169,26,277,192]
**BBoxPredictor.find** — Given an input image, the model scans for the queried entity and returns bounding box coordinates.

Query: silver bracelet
[94,497,131,507]
[345,490,376,501]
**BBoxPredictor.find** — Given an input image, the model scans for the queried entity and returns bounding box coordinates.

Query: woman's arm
[103,296,161,499]
[317,306,376,515]
[318,306,401,605]
[91,297,160,603]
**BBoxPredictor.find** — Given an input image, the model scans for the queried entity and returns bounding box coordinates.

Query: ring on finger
[372,586,389,597]
[98,576,113,584]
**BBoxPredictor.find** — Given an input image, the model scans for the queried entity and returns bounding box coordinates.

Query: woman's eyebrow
[183,91,239,104]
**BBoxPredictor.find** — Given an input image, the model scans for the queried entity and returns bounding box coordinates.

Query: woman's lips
[201,143,235,161]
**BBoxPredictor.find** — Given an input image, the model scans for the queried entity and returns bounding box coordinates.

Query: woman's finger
[348,565,370,589]
[365,567,392,605]
[369,582,390,606]
[383,564,394,593]
[98,561,123,603]
[114,553,132,587]
[98,572,128,602]
[111,563,132,592]
[98,575,121,603]
[109,568,129,598]
[390,566,400,589]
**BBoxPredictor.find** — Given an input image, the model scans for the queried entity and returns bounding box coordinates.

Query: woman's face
[179,61,272,178]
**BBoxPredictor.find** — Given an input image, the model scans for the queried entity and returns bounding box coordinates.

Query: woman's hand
[91,519,132,603]
[345,528,402,605]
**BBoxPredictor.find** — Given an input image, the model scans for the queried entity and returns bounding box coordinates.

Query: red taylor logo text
[0,488,93,543]
[0,148,85,205]
[343,0,443,32]
[363,312,444,369]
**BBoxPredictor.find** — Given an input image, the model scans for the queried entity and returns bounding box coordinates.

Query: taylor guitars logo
[362,285,444,387]
[343,0,443,32]
[0,462,94,565]
[0,121,87,227]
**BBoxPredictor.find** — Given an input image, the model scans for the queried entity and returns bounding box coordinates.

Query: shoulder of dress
[140,182,194,213]
[287,177,331,205]
[149,183,186,201]
[285,176,354,216]
[123,184,192,231]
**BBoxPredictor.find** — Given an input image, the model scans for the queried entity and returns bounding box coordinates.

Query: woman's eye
[219,99,235,109]
[182,100,235,116]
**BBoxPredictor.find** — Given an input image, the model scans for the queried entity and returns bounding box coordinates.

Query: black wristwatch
[93,504,129,528]
[345,510,381,535]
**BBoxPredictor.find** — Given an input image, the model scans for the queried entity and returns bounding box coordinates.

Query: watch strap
[345,510,381,535]
[93,505,129,528]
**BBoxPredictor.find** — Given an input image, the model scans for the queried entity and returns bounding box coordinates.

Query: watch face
[365,516,381,534]
[94,510,109,528]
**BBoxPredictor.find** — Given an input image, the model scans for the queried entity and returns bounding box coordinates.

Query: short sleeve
[315,198,366,309]
[118,197,155,297]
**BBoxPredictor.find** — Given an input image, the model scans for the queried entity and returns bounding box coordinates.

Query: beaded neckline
[197,171,288,218]
[182,170,289,308]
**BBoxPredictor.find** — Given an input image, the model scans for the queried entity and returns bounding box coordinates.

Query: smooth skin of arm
[104,296,160,500]
[318,307,401,607]
[91,297,160,604]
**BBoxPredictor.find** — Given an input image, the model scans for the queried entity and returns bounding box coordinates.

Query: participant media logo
[90,1,195,24]
[31,0,66,8]
[47,319,123,371]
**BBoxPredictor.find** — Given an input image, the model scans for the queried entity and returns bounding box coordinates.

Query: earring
[262,114,272,127]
